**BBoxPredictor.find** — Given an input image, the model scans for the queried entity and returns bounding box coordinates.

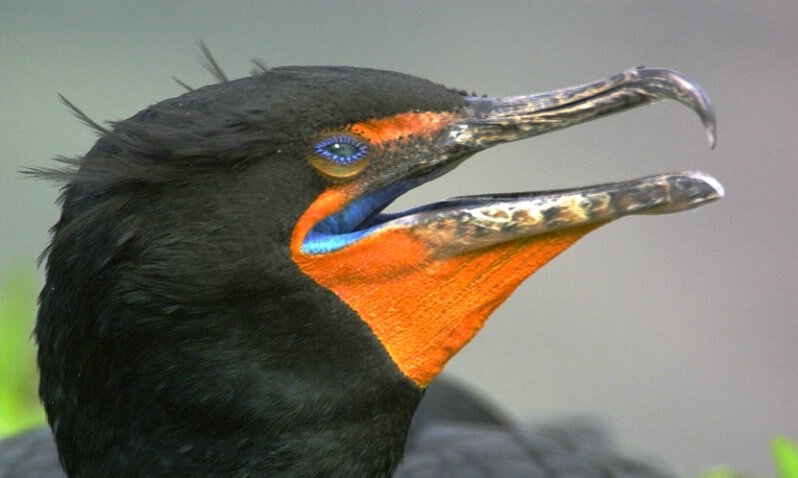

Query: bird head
[34,64,721,476]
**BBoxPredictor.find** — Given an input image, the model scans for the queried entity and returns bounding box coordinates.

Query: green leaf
[773,436,798,478]
[0,269,45,437]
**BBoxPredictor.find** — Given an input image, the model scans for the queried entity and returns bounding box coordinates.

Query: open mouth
[303,170,723,257]
[301,67,722,257]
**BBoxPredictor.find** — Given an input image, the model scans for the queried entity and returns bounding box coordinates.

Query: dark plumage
[0,58,721,477]
[1,379,674,478]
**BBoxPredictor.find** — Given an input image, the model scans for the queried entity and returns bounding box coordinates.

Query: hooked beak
[362,67,722,257]
[454,66,715,150]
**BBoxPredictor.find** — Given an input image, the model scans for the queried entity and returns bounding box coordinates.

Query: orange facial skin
[291,112,603,388]
[349,111,454,145]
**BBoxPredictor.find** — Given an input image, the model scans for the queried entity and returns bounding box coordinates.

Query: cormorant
[0,60,721,477]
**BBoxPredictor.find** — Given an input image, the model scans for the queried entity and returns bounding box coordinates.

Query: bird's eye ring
[309,134,370,179]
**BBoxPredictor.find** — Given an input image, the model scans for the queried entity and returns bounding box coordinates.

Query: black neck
[36,204,423,476]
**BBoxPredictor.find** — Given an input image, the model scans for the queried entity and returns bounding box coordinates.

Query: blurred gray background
[1,2,795,476]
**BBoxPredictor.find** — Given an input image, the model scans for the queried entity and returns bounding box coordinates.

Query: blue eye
[314,136,368,165]
[309,134,371,179]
